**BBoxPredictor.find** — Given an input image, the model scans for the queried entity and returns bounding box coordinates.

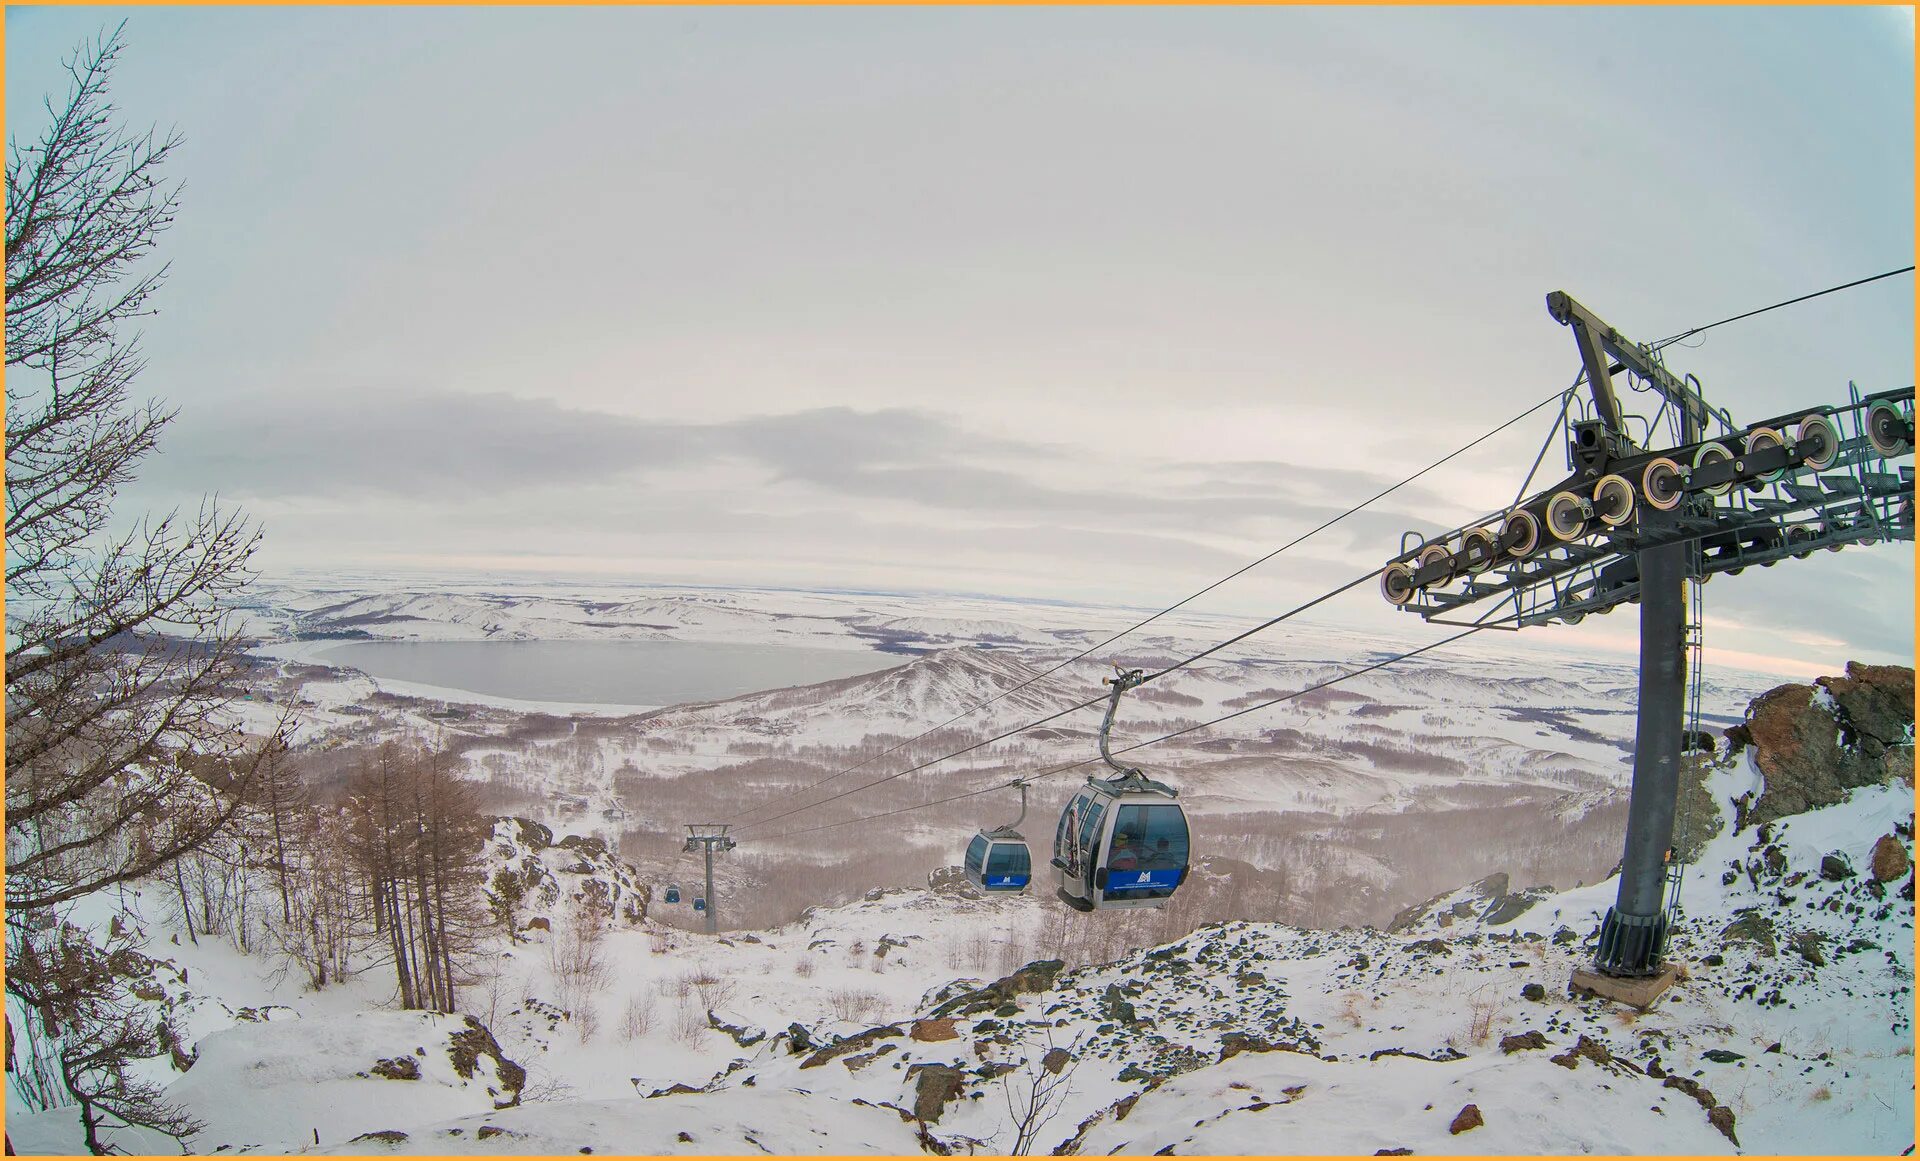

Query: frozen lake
[316,639,903,706]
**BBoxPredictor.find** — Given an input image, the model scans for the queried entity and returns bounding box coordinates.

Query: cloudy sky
[6,6,1913,677]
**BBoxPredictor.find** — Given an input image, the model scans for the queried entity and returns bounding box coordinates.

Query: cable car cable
[730,688,1113,834]
[734,561,1393,835]
[737,269,1912,844]
[1649,264,1913,352]
[756,624,1486,842]
[737,553,1512,835]
[723,386,1567,828]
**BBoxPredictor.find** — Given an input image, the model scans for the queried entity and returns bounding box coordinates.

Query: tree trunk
[268,764,291,925]
[171,860,197,946]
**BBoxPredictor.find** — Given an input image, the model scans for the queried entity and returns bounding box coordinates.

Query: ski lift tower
[684,824,737,936]
[1377,292,1913,1006]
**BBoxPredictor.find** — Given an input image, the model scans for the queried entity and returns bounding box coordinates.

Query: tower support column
[1592,527,1686,979]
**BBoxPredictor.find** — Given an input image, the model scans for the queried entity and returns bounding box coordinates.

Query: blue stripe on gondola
[1104,868,1183,891]
[985,875,1030,889]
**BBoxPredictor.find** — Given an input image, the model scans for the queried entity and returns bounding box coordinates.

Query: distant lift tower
[684,824,737,936]
[1377,292,1914,1002]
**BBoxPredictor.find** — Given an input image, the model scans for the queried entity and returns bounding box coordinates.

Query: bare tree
[999,1030,1084,1156]
[548,910,613,1038]
[5,27,285,1152]
[258,806,359,991]
[345,742,489,1012]
[5,22,287,918]
[7,921,203,1153]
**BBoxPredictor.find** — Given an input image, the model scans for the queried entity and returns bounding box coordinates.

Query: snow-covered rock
[483,818,650,930]
[166,1011,524,1152]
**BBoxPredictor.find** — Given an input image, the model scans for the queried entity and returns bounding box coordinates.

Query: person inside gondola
[1109,832,1148,871]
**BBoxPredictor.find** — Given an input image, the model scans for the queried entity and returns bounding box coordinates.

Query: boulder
[1720,912,1777,957]
[507,818,553,849]
[1448,1105,1483,1135]
[1549,1036,1617,1071]
[707,1010,765,1048]
[909,1064,967,1123]
[1736,665,1915,828]
[1871,835,1911,882]
[910,1019,959,1043]
[1708,1105,1739,1146]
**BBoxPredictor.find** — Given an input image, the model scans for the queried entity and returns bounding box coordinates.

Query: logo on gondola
[1133,872,1152,884]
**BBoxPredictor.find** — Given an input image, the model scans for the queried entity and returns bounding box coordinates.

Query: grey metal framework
[683,824,737,935]
[1379,291,1914,978]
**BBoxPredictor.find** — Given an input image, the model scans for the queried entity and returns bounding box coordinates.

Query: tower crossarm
[1548,291,1721,446]
[1379,384,1912,628]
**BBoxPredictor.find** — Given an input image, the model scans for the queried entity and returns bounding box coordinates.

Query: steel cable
[724,387,1566,831]
[756,625,1488,842]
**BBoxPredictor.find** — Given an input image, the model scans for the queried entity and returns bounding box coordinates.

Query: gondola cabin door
[1097,799,1188,906]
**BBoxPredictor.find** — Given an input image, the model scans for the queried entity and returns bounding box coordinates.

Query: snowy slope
[252,776,1908,1156]
[11,759,1907,1156]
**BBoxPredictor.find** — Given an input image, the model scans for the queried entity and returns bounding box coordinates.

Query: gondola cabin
[692,897,706,913]
[664,883,681,904]
[964,831,1032,892]
[1051,775,1189,911]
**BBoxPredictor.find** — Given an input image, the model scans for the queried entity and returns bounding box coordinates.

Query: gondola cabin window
[1101,802,1187,902]
[1077,799,1106,866]
[983,841,1030,887]
[965,835,988,880]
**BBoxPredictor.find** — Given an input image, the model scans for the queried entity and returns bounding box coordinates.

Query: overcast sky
[6,6,1913,678]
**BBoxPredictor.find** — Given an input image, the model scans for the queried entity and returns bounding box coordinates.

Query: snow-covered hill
[13,719,1907,1155]
[241,583,1751,933]
[270,772,1911,1156]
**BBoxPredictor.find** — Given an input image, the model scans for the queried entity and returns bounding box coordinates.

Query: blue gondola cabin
[965,831,1033,892]
[1052,775,1190,911]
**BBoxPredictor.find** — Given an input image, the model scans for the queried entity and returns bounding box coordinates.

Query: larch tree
[5,25,290,1151]
[345,743,489,1013]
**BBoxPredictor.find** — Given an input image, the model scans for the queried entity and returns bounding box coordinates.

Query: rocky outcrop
[1388,872,1551,933]
[483,818,649,929]
[798,1024,903,1070]
[447,1016,525,1108]
[925,866,981,897]
[1727,663,1914,830]
[928,960,1065,1019]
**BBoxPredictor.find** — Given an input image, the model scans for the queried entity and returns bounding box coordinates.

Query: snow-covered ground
[8,754,1910,1155]
[21,577,1896,1155]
